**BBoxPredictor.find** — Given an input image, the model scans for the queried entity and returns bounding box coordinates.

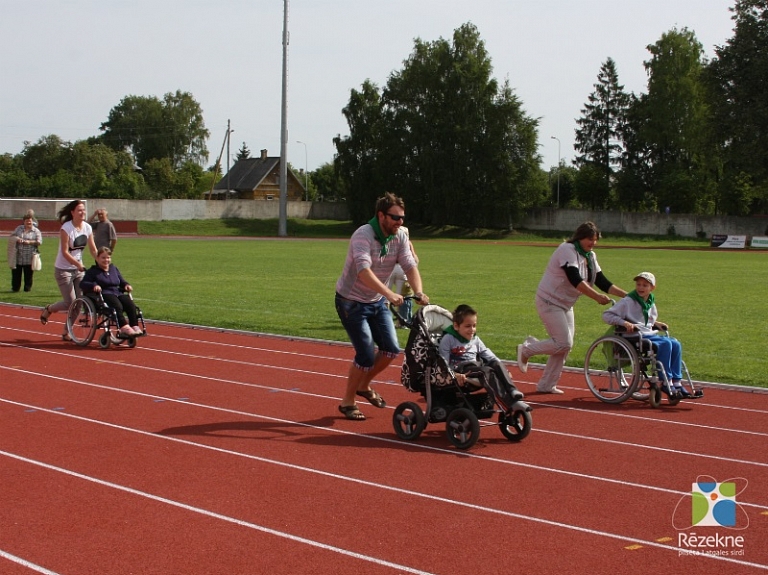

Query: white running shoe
[517,344,528,373]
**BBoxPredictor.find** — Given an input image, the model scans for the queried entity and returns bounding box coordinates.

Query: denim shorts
[335,293,400,370]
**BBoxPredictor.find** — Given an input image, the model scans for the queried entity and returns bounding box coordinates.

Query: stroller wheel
[445,408,480,450]
[498,410,532,442]
[392,402,426,441]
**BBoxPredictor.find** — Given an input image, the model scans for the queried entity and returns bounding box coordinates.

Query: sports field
[3,232,766,388]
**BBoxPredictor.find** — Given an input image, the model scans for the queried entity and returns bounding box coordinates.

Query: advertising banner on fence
[750,236,768,248]
[710,235,747,248]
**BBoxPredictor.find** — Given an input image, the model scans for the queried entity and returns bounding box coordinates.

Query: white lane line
[527,400,768,438]
[535,428,768,468]
[0,549,62,575]
[4,319,767,410]
[2,337,766,440]
[0,379,766,512]
[1,402,766,572]
[0,448,436,575]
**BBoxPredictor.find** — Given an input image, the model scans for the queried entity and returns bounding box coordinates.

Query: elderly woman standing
[9,214,42,292]
[517,221,627,394]
[40,200,98,339]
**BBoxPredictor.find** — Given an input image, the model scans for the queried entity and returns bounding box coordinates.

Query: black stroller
[392,304,532,449]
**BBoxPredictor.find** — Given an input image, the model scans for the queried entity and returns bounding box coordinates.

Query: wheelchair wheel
[445,408,480,450]
[584,336,640,403]
[66,297,97,347]
[98,331,111,349]
[649,384,662,408]
[392,402,426,441]
[499,409,532,442]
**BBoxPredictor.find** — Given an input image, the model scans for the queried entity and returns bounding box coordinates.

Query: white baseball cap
[633,272,656,287]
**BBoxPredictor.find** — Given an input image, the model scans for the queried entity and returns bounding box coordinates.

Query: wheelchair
[583,327,703,408]
[65,292,146,349]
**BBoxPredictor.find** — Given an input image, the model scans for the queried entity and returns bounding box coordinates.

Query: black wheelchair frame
[65,292,146,349]
[583,328,702,408]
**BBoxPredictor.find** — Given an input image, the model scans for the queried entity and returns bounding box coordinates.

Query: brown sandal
[40,305,51,325]
[338,405,366,421]
[356,389,386,408]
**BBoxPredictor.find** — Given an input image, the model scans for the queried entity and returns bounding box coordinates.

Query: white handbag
[31,251,42,271]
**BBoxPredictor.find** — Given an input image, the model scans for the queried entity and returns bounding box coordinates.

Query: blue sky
[0,0,736,173]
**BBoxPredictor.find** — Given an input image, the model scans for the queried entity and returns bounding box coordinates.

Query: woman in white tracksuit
[517,222,627,394]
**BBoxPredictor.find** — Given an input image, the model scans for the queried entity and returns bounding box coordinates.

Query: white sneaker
[538,386,565,395]
[517,344,528,373]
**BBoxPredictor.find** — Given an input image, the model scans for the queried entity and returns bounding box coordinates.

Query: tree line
[2,1,766,227]
[335,1,768,225]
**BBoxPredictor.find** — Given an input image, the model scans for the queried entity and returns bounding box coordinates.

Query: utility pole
[226,119,232,198]
[278,0,289,236]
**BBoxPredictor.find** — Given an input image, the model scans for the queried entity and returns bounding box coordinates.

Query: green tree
[20,134,71,179]
[311,162,343,201]
[10,135,144,199]
[0,152,33,197]
[234,142,251,162]
[334,23,541,228]
[639,28,714,214]
[707,0,768,214]
[99,90,209,169]
[548,163,578,208]
[574,58,631,209]
[333,80,387,223]
[142,158,205,199]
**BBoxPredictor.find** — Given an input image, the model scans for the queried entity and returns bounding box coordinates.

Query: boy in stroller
[439,304,524,412]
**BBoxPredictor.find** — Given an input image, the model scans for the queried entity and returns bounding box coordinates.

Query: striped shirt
[335,224,417,303]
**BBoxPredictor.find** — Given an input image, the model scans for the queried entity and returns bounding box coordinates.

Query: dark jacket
[81,263,129,297]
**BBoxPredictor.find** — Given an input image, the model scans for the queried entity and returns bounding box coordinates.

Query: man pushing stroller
[439,304,524,411]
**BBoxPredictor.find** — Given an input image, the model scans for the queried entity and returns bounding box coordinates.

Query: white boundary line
[2,335,768,442]
[0,445,436,575]
[0,366,766,510]
[1,398,766,572]
[1,336,768,457]
[1,307,766,394]
[0,549,62,575]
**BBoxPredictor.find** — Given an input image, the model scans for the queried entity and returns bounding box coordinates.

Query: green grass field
[4,221,766,388]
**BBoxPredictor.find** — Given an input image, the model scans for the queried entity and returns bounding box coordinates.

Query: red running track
[1,303,766,575]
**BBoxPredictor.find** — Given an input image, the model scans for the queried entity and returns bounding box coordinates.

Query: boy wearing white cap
[602,272,688,396]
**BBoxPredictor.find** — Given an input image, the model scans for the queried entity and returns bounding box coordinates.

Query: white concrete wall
[3,198,767,237]
[524,208,768,238]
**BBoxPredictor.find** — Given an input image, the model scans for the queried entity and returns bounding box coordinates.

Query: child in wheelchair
[439,304,524,411]
[602,271,700,398]
[80,246,142,337]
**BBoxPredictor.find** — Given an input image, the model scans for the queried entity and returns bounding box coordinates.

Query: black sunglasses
[385,212,404,222]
